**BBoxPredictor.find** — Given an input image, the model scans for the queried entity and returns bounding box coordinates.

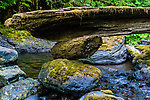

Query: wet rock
[0,65,26,85]
[38,59,101,95]
[0,35,15,49]
[8,36,56,53]
[79,91,124,100]
[0,46,18,64]
[51,35,102,59]
[24,95,40,100]
[0,78,40,100]
[80,35,127,64]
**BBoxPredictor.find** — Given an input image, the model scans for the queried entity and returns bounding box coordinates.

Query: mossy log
[4,6,150,37]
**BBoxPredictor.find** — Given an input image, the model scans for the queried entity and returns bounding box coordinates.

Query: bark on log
[4,6,150,40]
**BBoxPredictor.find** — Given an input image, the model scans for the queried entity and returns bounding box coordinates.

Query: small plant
[125,33,150,45]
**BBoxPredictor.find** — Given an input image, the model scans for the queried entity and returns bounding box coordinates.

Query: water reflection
[17,53,133,79]
[17,53,53,79]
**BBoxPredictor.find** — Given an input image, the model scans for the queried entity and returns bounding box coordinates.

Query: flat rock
[0,46,18,64]
[79,91,124,100]
[0,65,26,86]
[51,35,102,59]
[80,35,127,64]
[0,78,40,100]
[38,59,101,95]
[8,36,56,53]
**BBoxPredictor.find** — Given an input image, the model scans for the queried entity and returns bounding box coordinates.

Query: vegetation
[125,33,150,45]
[0,23,34,41]
[0,0,150,23]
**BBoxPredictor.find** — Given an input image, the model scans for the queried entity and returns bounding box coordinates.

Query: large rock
[0,35,15,49]
[126,45,150,69]
[38,59,101,95]
[79,91,124,100]
[0,78,40,100]
[133,45,150,67]
[0,65,26,86]
[51,35,102,59]
[0,46,18,64]
[80,35,127,64]
[8,36,56,53]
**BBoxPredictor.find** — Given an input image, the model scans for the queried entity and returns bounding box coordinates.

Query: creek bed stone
[51,35,102,59]
[38,59,101,95]
[0,46,18,64]
[0,78,40,100]
[80,36,127,64]
[0,65,26,86]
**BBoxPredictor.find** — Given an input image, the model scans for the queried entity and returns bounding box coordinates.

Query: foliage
[44,0,150,9]
[0,23,33,41]
[125,33,150,45]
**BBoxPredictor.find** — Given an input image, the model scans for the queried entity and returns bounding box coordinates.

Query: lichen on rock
[51,35,102,59]
[133,45,150,67]
[38,59,101,94]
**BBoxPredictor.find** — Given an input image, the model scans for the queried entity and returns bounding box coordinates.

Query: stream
[17,18,150,100]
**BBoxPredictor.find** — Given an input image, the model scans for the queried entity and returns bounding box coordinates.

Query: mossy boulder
[133,45,150,67]
[0,46,18,64]
[51,35,102,59]
[38,59,101,95]
[79,91,124,100]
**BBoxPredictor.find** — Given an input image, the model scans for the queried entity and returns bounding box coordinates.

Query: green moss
[0,23,35,41]
[100,90,113,95]
[127,48,139,57]
[84,93,117,100]
[42,59,101,83]
[134,45,150,66]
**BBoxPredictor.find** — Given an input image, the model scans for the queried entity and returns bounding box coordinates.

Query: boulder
[79,91,124,100]
[126,45,150,69]
[0,35,15,49]
[0,78,40,100]
[0,46,18,64]
[133,45,150,67]
[38,59,101,95]
[80,35,127,64]
[7,36,56,53]
[0,65,26,86]
[51,35,102,59]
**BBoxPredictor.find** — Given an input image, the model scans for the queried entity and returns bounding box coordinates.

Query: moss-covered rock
[51,35,102,59]
[0,24,56,53]
[100,90,113,95]
[133,45,150,67]
[38,59,101,95]
[79,91,124,100]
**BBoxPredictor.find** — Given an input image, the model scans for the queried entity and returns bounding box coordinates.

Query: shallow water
[17,53,53,79]
[17,53,134,78]
[95,61,134,71]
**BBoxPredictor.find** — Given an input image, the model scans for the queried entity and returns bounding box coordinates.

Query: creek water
[17,53,133,79]
[17,18,150,99]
